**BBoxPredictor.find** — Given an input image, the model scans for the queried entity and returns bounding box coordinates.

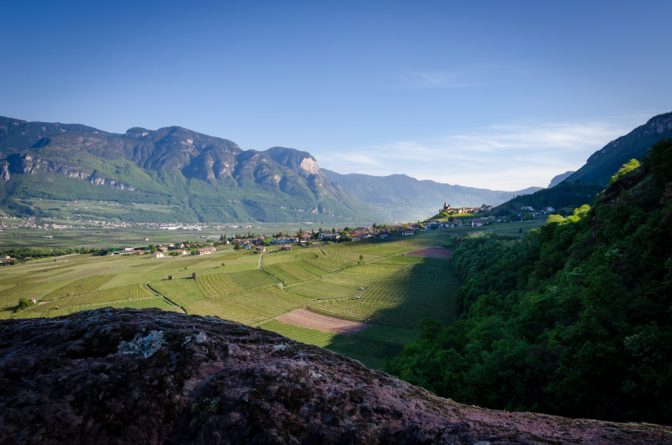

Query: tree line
[387,139,672,425]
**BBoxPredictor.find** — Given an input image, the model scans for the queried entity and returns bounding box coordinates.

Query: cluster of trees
[608,158,640,186]
[491,181,603,217]
[436,210,474,219]
[387,139,672,425]
[0,247,99,263]
[545,204,591,225]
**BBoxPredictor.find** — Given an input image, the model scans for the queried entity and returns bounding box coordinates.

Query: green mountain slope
[0,117,371,222]
[565,112,672,186]
[387,138,672,425]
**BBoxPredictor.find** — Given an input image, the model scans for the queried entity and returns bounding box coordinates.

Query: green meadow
[0,221,542,368]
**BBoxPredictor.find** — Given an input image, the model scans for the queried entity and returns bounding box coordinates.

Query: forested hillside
[492,181,602,216]
[388,139,672,425]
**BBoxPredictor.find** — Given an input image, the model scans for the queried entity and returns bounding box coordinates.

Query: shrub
[14,297,34,312]
[608,158,640,185]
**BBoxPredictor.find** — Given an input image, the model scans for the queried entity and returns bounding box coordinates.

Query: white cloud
[339,153,380,166]
[403,70,482,89]
[398,64,527,89]
[320,116,646,190]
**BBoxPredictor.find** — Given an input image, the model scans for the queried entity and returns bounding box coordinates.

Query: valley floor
[0,221,541,368]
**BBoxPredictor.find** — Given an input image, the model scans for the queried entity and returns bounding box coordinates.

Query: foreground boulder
[0,309,670,444]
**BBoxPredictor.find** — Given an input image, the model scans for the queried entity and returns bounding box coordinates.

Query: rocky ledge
[0,309,670,445]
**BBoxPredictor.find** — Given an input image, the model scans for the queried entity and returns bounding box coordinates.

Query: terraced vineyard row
[185,286,308,325]
[259,319,421,369]
[289,257,457,329]
[196,272,241,297]
[43,297,178,317]
[0,280,67,309]
[52,283,154,306]
[287,280,359,301]
[20,283,171,317]
[44,275,114,301]
[301,255,347,273]
[228,269,279,289]
[263,261,322,285]
[261,319,334,347]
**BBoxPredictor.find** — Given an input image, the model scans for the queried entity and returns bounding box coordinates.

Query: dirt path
[144,282,188,314]
[277,308,367,335]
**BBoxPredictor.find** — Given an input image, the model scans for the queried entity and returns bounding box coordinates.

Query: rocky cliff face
[0,117,322,187]
[0,309,670,445]
[0,116,366,222]
[3,153,136,191]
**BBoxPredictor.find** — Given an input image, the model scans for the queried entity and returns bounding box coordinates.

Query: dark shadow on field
[327,335,403,370]
[324,255,459,369]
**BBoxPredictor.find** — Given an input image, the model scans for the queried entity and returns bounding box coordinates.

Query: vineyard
[0,223,537,367]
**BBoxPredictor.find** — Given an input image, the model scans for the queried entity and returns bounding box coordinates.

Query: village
[0,201,561,265]
[114,205,513,260]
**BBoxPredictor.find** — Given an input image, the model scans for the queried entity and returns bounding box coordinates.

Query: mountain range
[494,111,672,214]
[323,170,539,221]
[0,116,537,223]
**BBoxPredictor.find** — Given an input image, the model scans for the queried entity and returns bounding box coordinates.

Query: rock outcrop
[0,162,9,182]
[2,153,135,191]
[0,309,670,444]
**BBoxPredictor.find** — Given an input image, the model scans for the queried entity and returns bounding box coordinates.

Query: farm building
[197,247,216,256]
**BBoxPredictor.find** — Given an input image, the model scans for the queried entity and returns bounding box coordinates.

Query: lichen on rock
[117,329,165,358]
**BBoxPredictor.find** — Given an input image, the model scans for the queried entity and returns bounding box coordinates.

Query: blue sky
[1,0,671,189]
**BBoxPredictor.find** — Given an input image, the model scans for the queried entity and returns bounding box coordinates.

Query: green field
[0,221,541,368]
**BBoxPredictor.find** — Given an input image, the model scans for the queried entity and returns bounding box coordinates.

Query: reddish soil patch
[277,308,367,335]
[406,246,453,259]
